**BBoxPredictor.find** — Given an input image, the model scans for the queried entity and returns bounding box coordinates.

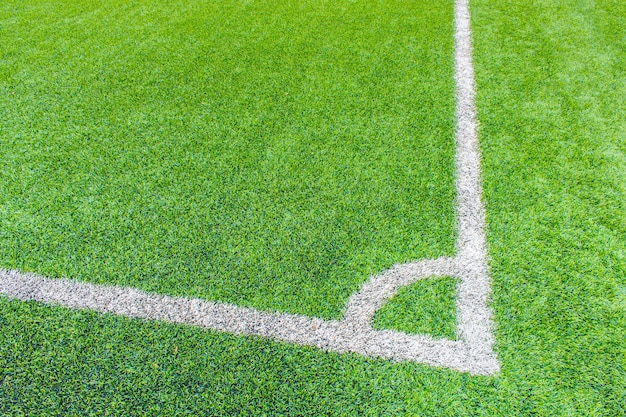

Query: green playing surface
[0,0,456,320]
[0,0,624,415]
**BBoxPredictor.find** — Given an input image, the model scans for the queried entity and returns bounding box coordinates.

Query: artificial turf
[0,0,456,320]
[372,276,458,339]
[1,0,625,415]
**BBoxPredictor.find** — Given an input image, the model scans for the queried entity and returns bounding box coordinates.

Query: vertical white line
[453,0,498,366]
[455,0,485,264]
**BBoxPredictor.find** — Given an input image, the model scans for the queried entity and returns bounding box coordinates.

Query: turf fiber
[1,0,625,415]
[372,276,458,340]
[0,0,456,320]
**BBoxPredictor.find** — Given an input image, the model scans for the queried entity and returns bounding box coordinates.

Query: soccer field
[0,0,457,320]
[1,0,624,415]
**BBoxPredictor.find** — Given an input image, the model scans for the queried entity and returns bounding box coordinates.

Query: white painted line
[0,0,499,375]
[342,257,456,327]
[451,0,499,371]
[0,268,498,375]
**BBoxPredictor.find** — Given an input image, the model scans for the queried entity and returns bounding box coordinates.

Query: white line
[452,0,499,370]
[0,268,498,375]
[342,257,456,327]
[0,0,499,375]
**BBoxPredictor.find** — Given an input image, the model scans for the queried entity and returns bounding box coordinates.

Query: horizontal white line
[0,268,499,375]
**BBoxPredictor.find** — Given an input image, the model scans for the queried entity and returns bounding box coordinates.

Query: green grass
[0,0,456,320]
[373,277,458,339]
[1,0,625,415]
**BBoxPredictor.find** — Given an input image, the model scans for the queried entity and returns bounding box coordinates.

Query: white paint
[0,0,499,375]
